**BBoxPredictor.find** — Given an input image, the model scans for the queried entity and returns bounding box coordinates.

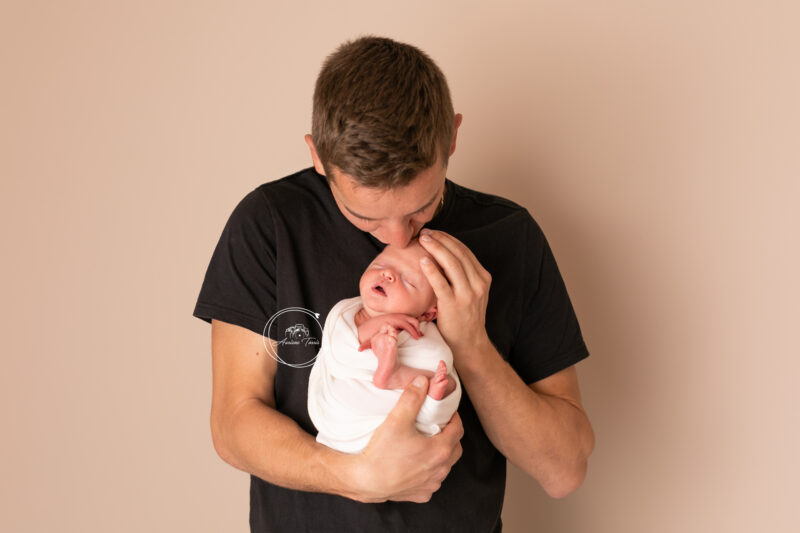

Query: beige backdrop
[2,1,798,532]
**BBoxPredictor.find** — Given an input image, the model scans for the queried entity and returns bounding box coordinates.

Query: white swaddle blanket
[308,296,462,454]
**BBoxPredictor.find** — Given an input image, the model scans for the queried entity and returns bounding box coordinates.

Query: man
[193,36,594,532]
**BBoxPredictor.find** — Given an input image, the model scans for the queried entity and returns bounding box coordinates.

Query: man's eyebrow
[345,187,442,221]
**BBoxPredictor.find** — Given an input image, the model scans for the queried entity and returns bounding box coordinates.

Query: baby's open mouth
[372,285,387,297]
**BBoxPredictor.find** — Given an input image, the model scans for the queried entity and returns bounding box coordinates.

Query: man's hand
[357,313,423,352]
[416,233,595,497]
[350,375,464,503]
[418,229,492,358]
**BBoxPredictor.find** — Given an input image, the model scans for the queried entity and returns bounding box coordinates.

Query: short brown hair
[311,36,455,188]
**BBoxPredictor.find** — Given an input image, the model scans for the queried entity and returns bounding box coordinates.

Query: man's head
[305,36,462,247]
[309,36,455,187]
[358,238,440,321]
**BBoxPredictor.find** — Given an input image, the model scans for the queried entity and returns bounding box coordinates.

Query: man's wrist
[452,332,500,376]
[313,442,369,501]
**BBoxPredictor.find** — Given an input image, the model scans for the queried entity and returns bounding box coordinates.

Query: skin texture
[209,113,593,504]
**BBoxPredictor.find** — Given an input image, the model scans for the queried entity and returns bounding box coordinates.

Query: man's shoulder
[444,180,541,235]
[228,167,331,223]
[449,181,525,212]
[253,167,327,203]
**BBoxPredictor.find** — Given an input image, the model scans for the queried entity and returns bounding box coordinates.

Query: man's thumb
[386,375,428,426]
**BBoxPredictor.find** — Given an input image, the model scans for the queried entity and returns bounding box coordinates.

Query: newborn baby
[307,238,461,454]
[355,239,458,400]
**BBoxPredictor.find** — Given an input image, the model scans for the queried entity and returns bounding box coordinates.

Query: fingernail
[412,376,427,389]
[420,228,432,235]
[420,234,432,242]
[420,257,431,266]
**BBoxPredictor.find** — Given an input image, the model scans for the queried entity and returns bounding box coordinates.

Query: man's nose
[382,220,415,248]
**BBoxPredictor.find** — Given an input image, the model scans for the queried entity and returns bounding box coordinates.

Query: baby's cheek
[357,276,372,299]
[424,288,437,307]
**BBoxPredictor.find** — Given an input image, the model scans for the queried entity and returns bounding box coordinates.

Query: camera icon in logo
[285,323,310,342]
[263,307,322,368]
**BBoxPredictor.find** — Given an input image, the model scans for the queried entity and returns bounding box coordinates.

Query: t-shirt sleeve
[507,213,589,384]
[192,187,278,336]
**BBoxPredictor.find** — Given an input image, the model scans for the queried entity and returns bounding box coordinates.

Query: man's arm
[455,349,594,498]
[418,229,594,498]
[208,319,463,503]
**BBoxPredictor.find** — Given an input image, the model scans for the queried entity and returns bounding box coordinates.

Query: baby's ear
[421,306,437,322]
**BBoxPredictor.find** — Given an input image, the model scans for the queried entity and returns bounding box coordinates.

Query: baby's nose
[381,270,395,282]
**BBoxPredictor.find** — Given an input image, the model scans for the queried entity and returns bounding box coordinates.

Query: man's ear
[304,134,327,176]
[421,306,438,322]
[449,114,463,157]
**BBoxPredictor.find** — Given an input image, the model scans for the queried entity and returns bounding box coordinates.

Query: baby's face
[359,241,437,319]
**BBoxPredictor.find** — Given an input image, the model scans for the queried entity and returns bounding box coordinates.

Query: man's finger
[419,232,470,290]
[439,414,464,468]
[447,441,463,469]
[440,411,465,443]
[420,230,486,289]
[420,256,454,301]
[384,375,429,428]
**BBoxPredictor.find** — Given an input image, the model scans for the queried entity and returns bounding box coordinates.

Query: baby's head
[359,238,440,321]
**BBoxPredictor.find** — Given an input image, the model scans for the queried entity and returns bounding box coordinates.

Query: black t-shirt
[193,167,589,533]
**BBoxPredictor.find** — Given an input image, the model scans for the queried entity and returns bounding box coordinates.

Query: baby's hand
[378,324,399,338]
[370,326,399,360]
[358,314,423,352]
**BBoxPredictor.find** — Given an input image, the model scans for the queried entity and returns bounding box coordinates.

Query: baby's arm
[370,325,456,400]
[356,313,422,352]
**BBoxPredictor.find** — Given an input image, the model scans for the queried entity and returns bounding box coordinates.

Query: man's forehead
[331,161,444,191]
[332,178,442,222]
[333,173,425,197]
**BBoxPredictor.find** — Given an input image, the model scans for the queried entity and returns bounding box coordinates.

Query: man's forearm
[215,398,360,499]
[454,339,594,498]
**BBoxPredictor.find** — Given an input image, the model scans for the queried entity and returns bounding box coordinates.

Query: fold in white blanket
[308,296,462,454]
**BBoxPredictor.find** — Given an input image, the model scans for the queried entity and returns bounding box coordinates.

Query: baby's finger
[387,316,419,339]
[397,322,421,339]
[405,317,422,337]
